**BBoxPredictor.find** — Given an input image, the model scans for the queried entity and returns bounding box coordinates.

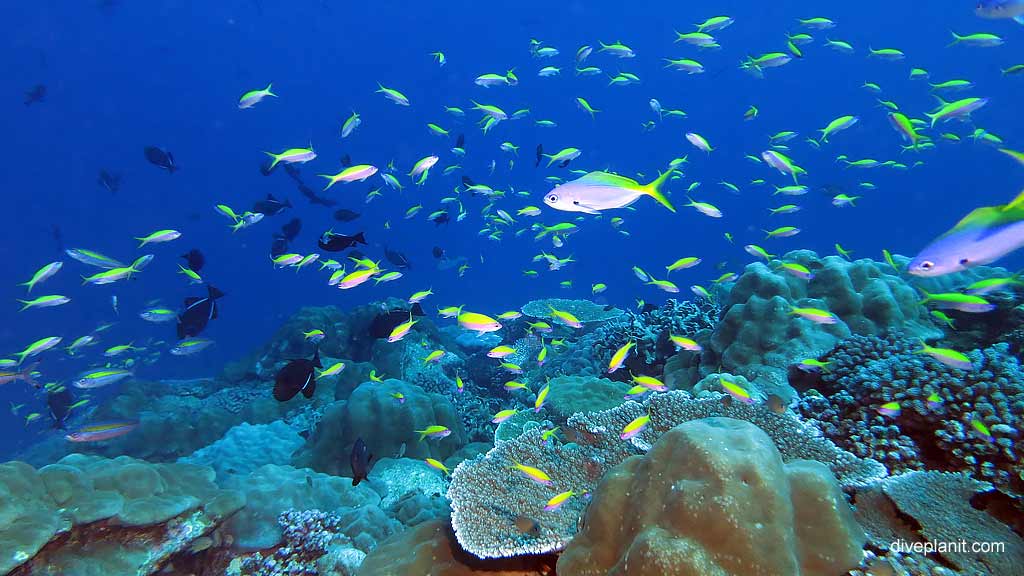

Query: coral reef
[543,374,632,421]
[233,509,366,576]
[356,517,557,576]
[520,298,623,323]
[447,390,883,558]
[557,418,865,576]
[369,457,448,509]
[1,454,243,575]
[701,252,944,401]
[181,421,305,482]
[292,379,466,477]
[798,334,1024,497]
[853,471,1024,575]
[538,298,717,380]
[222,464,380,550]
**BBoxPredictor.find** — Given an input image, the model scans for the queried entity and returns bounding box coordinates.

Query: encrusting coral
[1,454,244,575]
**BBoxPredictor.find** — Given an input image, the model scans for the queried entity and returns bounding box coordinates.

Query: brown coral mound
[557,418,865,576]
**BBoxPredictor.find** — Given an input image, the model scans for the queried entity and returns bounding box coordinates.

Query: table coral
[520,298,623,323]
[447,390,883,558]
[853,471,1024,575]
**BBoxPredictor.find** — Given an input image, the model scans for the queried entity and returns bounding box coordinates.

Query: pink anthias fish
[66,421,138,442]
[0,362,38,388]
[457,312,503,334]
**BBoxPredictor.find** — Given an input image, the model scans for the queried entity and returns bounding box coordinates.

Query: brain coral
[557,418,866,576]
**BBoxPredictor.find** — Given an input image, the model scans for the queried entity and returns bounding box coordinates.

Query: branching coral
[798,334,1024,497]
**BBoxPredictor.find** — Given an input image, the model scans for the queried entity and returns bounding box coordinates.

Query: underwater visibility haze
[2,0,1024,574]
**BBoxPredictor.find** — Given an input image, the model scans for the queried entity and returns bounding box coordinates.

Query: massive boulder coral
[543,374,632,421]
[180,421,305,482]
[798,334,1024,497]
[557,418,866,576]
[222,464,381,550]
[292,379,466,477]
[1,454,243,575]
[701,251,942,399]
[447,390,883,558]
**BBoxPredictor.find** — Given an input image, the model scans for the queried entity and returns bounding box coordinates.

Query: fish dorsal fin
[952,206,1003,231]
[575,171,637,188]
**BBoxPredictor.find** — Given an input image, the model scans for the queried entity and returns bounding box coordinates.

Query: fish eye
[573,200,580,205]
[959,258,970,265]
[919,261,934,270]
[547,194,559,203]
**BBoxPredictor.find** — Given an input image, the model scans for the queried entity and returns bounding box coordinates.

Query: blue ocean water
[1,1,1023,571]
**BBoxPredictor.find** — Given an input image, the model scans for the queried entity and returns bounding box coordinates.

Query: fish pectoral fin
[573,201,602,215]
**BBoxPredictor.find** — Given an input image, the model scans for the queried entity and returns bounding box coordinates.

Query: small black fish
[535,144,543,167]
[280,218,302,242]
[318,231,367,252]
[270,237,290,258]
[432,246,446,259]
[430,212,450,226]
[273,346,321,402]
[558,159,571,169]
[253,193,292,216]
[340,154,352,167]
[297,183,336,207]
[283,163,302,182]
[455,133,465,149]
[332,208,361,222]
[97,170,121,193]
[51,225,64,253]
[384,246,411,269]
[181,249,205,272]
[349,250,366,261]
[177,285,224,339]
[24,84,46,106]
[144,146,178,173]
[47,386,72,429]
[350,437,374,486]
[462,175,476,187]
